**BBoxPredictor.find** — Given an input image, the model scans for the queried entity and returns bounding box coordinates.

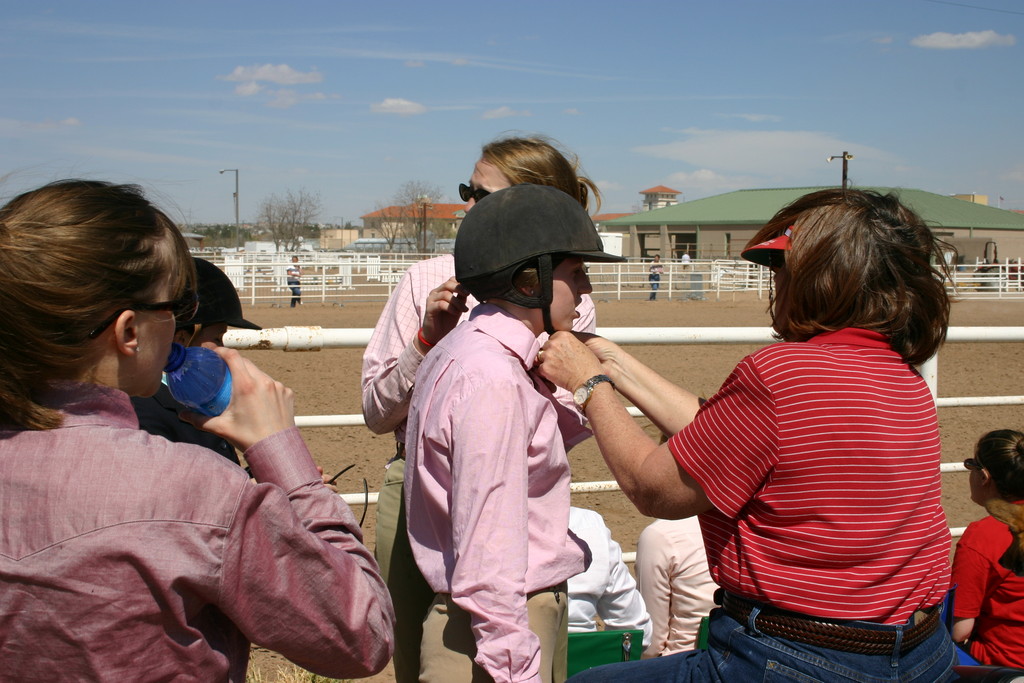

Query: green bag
[566,629,643,677]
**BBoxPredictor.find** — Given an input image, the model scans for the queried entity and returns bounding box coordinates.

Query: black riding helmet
[455,184,624,333]
[187,258,261,331]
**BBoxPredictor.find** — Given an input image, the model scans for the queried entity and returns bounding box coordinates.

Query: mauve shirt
[404,304,590,683]
[0,382,394,682]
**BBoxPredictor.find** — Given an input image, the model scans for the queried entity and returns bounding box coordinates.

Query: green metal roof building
[599,187,1024,263]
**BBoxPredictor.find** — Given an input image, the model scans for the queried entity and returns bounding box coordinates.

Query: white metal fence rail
[200,253,1024,304]
[225,325,1023,543]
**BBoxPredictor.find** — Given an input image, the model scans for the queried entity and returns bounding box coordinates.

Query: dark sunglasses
[87,290,199,339]
[459,183,490,203]
[963,457,985,472]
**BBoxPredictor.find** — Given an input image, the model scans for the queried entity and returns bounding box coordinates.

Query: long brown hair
[0,180,194,429]
[747,188,952,365]
[481,135,601,212]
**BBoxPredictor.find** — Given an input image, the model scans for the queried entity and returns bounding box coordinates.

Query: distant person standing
[648,255,664,301]
[287,255,302,307]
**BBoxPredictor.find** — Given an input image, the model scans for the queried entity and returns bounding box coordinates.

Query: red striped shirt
[669,328,951,624]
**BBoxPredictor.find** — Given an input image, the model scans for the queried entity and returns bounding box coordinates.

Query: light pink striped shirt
[361,254,596,442]
[405,304,590,683]
[669,328,951,624]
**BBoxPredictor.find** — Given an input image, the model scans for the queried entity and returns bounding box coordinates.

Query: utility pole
[418,195,433,253]
[826,152,854,190]
[219,169,240,248]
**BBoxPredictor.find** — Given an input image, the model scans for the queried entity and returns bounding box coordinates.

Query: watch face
[573,386,588,407]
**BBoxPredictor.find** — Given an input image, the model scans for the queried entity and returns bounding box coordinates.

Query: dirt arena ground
[244,293,1024,681]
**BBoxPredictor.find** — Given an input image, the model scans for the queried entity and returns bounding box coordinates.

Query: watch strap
[577,374,614,411]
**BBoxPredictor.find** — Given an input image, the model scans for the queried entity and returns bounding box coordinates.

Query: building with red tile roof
[639,186,682,212]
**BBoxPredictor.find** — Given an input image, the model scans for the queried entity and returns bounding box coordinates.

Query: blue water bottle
[163,343,233,416]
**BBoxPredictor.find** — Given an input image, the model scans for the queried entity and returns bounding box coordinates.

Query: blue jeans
[568,607,956,683]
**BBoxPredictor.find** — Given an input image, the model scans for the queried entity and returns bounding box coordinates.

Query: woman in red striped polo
[538,188,957,682]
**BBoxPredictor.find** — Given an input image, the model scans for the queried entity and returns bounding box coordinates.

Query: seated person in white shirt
[567,506,652,652]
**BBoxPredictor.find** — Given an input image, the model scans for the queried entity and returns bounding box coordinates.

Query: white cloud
[911,30,1015,49]
[68,144,206,166]
[234,82,263,97]
[265,90,331,109]
[371,98,427,115]
[564,108,581,115]
[218,64,323,84]
[1005,166,1024,183]
[666,169,759,196]
[633,128,895,178]
[267,89,299,109]
[0,117,81,134]
[451,57,470,66]
[481,106,531,120]
[721,113,782,123]
[405,60,425,68]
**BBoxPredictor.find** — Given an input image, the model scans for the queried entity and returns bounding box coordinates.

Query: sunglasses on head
[459,183,490,203]
[87,290,199,339]
[963,457,985,472]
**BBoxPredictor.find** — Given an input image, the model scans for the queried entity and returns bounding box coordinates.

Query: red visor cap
[741,227,792,268]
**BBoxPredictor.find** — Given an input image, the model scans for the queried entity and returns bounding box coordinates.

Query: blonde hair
[0,180,194,429]
[481,135,601,212]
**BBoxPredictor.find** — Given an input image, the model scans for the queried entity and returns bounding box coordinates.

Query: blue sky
[2,0,1022,226]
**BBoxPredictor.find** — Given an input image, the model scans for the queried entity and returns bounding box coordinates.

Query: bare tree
[365,181,446,252]
[392,181,444,252]
[367,200,414,252]
[256,188,323,252]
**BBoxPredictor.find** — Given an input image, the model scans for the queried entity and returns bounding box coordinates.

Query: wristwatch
[573,374,615,411]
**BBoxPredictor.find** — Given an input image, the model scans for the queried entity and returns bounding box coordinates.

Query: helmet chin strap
[538,254,556,336]
[542,307,555,336]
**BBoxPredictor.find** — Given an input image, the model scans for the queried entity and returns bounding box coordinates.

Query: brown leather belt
[721,592,940,656]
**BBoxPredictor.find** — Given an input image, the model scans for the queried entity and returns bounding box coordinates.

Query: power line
[921,0,1024,16]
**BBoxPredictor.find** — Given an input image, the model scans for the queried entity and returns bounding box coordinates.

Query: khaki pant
[419,587,568,683]
[374,458,435,683]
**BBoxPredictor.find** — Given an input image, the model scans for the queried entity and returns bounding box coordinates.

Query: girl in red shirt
[953,429,1024,667]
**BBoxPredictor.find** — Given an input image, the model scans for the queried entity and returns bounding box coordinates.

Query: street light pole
[826,152,854,190]
[219,169,240,249]
[418,195,433,253]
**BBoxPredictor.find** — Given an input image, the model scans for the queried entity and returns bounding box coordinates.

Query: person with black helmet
[403,184,624,683]
[362,135,603,683]
[132,257,261,463]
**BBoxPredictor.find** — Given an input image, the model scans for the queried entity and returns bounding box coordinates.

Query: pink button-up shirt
[360,254,596,442]
[405,305,590,683]
[0,382,394,681]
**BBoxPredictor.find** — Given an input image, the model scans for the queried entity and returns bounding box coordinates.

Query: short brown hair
[0,180,194,429]
[481,135,601,211]
[747,188,952,365]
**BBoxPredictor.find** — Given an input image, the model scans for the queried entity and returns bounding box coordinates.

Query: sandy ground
[244,293,1024,681]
